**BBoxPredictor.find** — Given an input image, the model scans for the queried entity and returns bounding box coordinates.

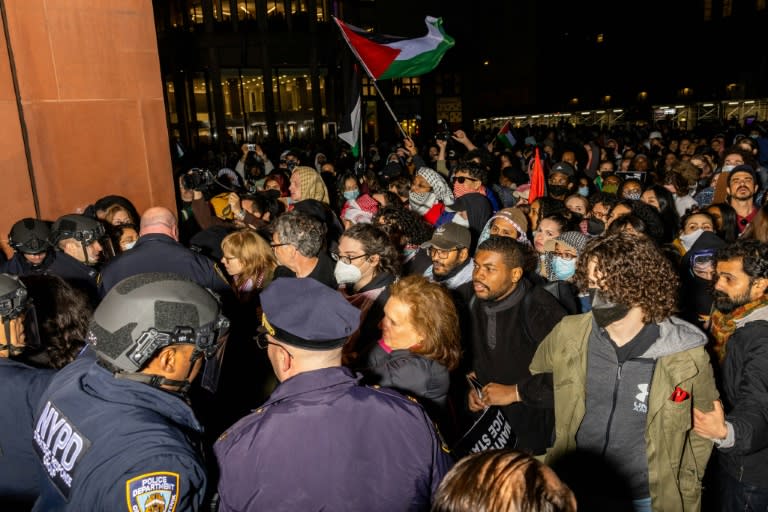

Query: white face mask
[452,213,470,228]
[121,241,136,251]
[334,259,363,285]
[679,229,704,251]
[722,164,736,173]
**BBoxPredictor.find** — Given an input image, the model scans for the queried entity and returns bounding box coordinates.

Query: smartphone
[466,374,484,400]
[247,143,257,152]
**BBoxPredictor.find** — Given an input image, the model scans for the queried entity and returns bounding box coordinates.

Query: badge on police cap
[125,471,180,512]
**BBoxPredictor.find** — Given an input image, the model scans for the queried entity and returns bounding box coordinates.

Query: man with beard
[422,223,472,291]
[465,236,566,455]
[726,164,759,234]
[694,239,768,511]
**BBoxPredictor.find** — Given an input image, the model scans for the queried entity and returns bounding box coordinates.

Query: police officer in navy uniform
[31,272,230,511]
[2,217,101,302]
[0,274,55,510]
[214,277,454,511]
[99,206,231,299]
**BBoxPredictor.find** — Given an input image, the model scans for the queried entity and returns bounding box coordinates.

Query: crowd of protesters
[2,117,768,511]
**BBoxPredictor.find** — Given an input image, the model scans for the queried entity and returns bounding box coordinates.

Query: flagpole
[333,16,408,139]
[370,80,408,139]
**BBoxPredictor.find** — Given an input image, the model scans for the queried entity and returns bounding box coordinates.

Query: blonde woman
[220,229,276,303]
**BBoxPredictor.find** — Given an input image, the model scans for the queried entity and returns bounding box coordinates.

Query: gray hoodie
[576,316,707,499]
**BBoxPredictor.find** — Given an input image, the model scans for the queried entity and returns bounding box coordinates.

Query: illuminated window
[165,79,178,124]
[188,0,204,24]
[237,1,257,20]
[266,0,285,17]
[212,0,231,21]
[273,69,325,113]
[362,77,377,97]
[393,77,421,96]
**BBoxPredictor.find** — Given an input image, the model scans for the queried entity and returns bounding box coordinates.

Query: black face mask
[589,288,631,327]
[587,217,605,236]
[548,185,570,197]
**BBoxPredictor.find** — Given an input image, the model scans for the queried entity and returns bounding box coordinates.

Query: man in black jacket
[465,236,566,454]
[694,239,768,511]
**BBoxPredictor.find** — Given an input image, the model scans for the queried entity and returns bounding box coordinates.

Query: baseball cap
[420,223,471,251]
[550,162,575,177]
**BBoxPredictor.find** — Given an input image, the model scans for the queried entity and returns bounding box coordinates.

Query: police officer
[31,272,230,511]
[47,214,106,303]
[0,274,54,510]
[99,206,231,298]
[1,218,53,275]
[214,277,454,511]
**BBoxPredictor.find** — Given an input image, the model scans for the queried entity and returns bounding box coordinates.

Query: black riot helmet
[50,214,110,265]
[9,218,52,254]
[86,273,230,394]
[0,273,38,356]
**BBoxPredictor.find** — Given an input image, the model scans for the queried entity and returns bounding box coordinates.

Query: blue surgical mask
[578,186,590,197]
[343,189,360,201]
[551,256,577,281]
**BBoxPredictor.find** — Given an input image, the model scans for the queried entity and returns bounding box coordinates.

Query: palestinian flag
[339,65,362,158]
[496,121,516,150]
[333,16,455,80]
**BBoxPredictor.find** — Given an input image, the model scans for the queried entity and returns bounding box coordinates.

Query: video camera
[182,168,216,191]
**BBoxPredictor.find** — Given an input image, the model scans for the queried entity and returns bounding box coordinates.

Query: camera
[182,168,216,191]
[247,143,257,152]
[434,119,451,142]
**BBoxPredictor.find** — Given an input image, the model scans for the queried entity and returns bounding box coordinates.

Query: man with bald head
[99,206,230,297]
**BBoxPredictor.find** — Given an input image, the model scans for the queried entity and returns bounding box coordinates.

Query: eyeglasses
[331,252,368,265]
[270,242,289,249]
[552,251,578,260]
[429,247,460,259]
[452,176,479,184]
[255,333,293,359]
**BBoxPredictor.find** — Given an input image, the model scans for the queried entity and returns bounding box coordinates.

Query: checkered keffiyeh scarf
[417,167,454,206]
[293,166,330,204]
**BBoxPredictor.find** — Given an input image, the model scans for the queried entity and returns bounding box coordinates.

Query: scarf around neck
[710,295,768,362]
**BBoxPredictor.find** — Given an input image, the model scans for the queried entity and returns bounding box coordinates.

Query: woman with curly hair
[530,232,719,512]
[374,205,434,276]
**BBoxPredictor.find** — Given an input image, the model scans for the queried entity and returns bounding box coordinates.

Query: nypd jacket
[32,358,207,512]
[214,366,453,512]
[530,313,718,512]
[0,358,54,504]
[98,233,230,298]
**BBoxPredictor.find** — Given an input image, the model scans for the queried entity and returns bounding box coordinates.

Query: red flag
[529,147,545,204]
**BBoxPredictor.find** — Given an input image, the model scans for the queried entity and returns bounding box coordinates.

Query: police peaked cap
[259,278,361,350]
